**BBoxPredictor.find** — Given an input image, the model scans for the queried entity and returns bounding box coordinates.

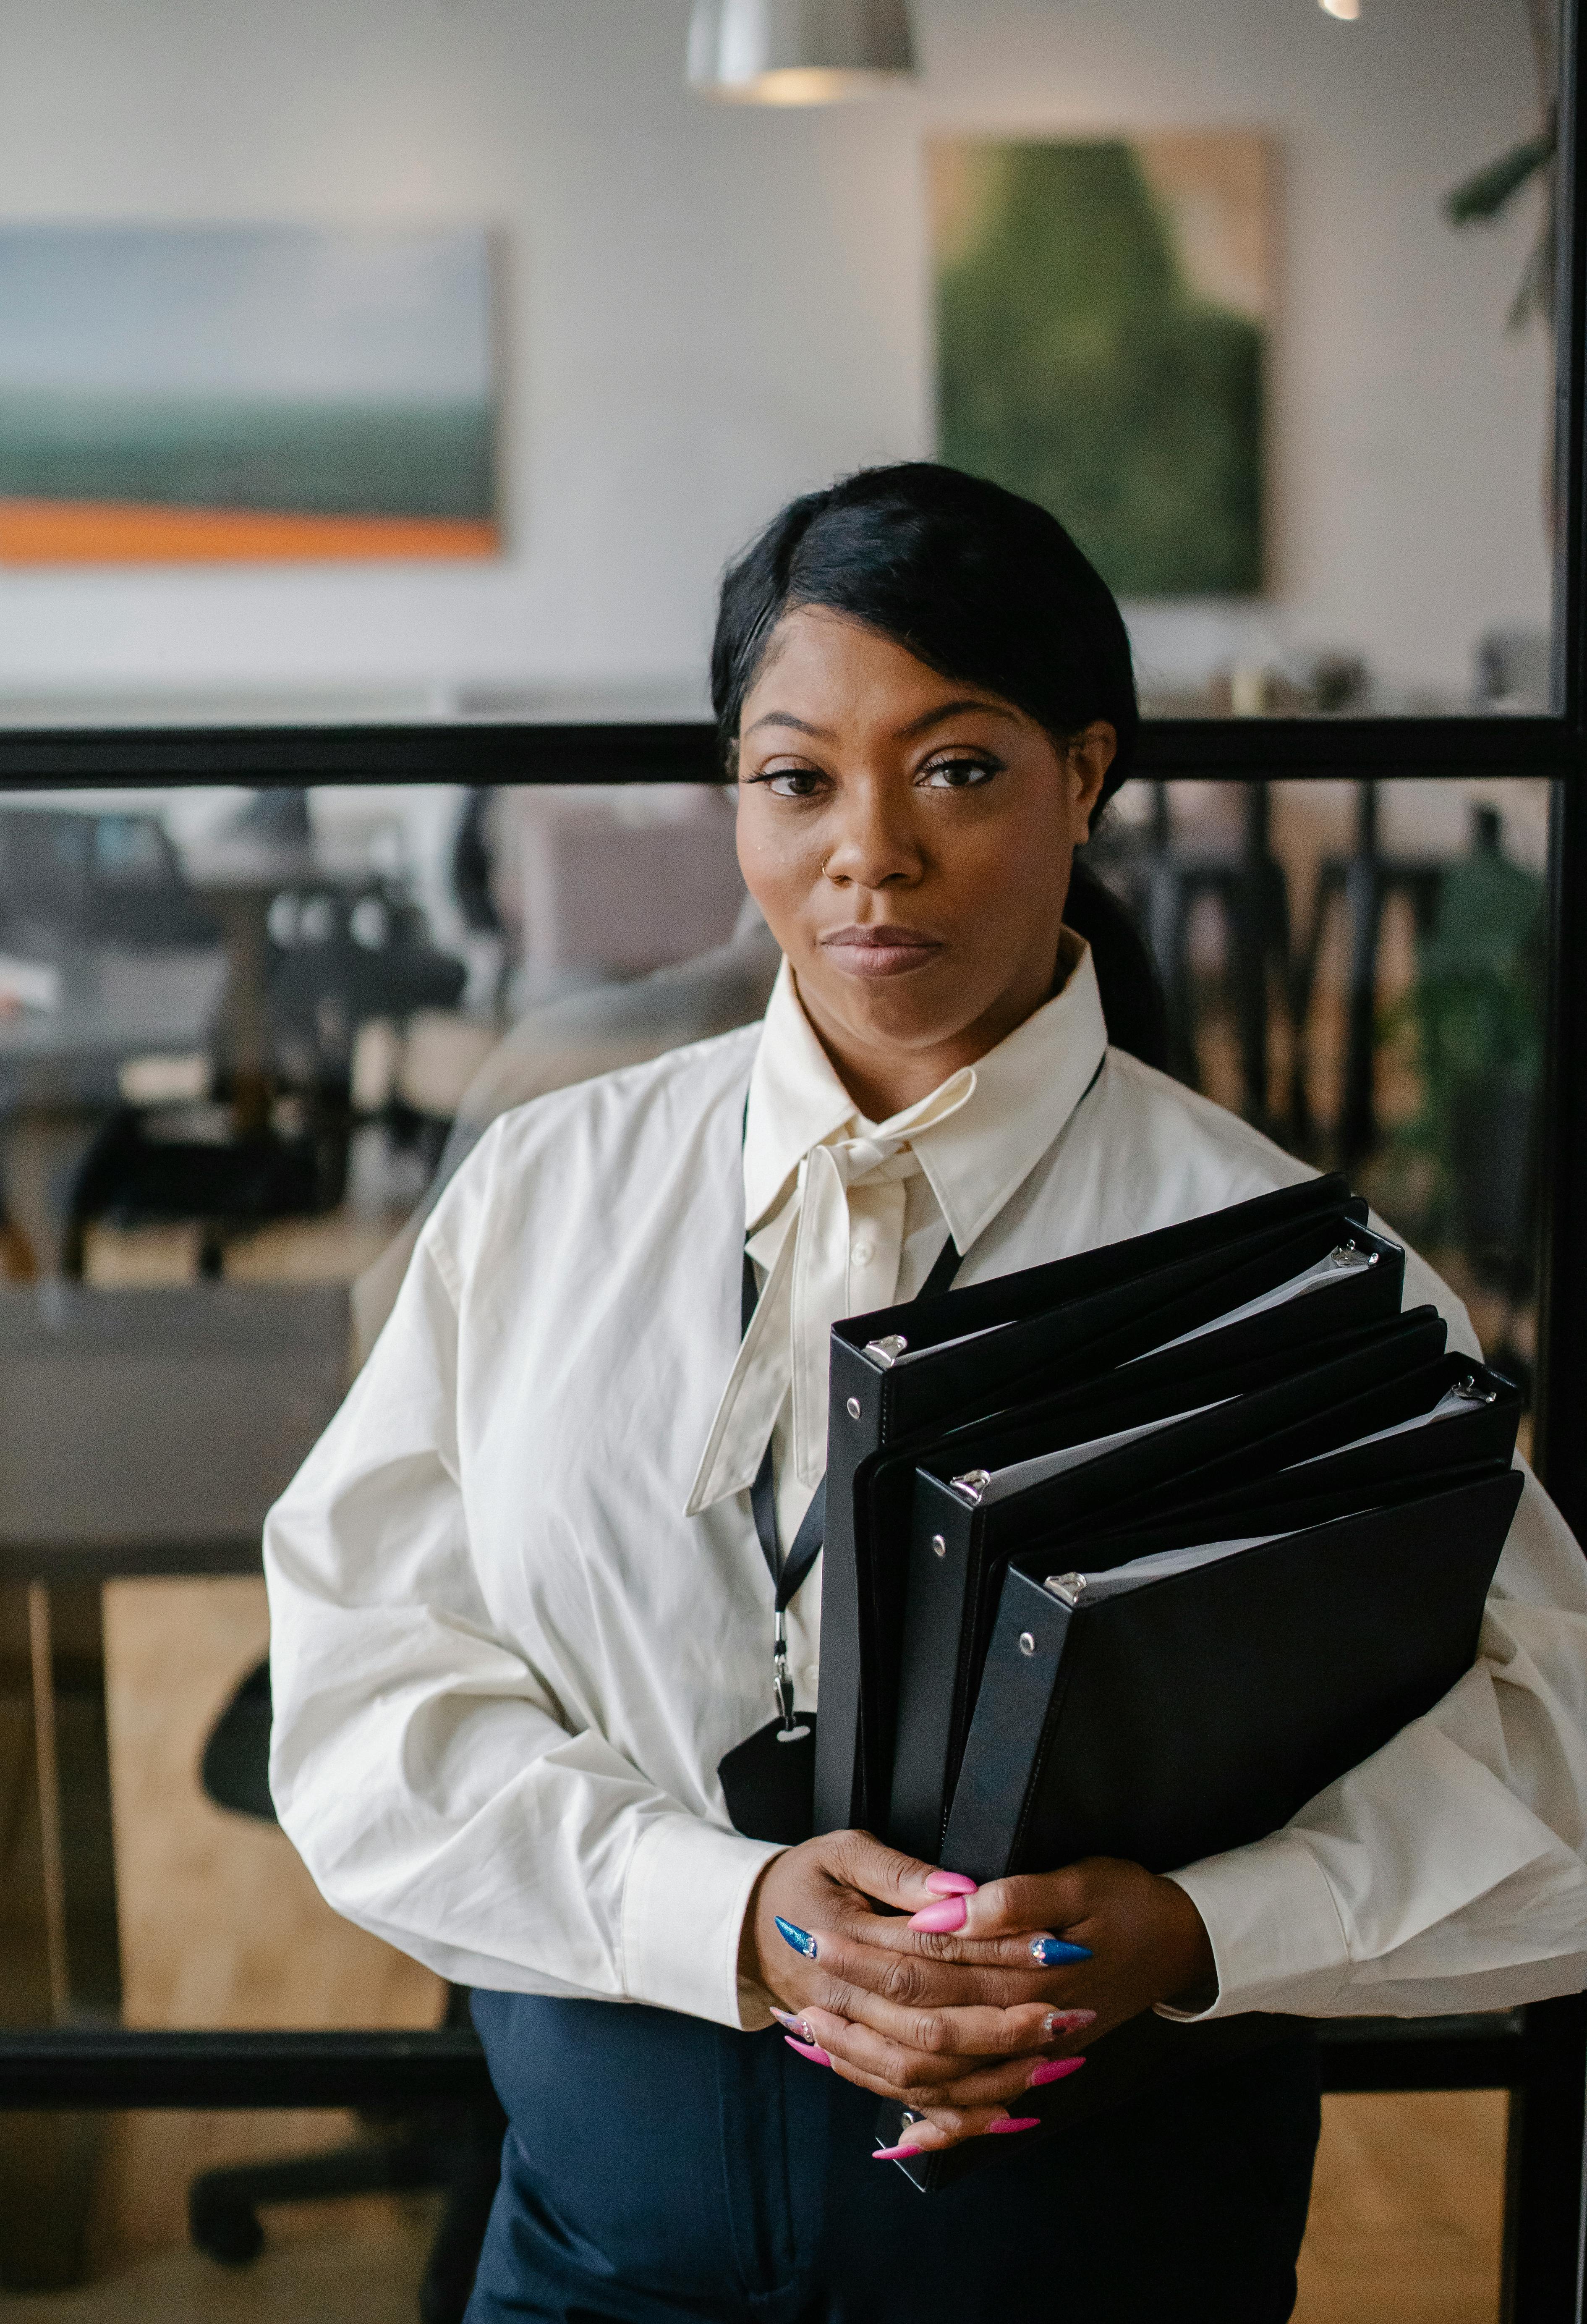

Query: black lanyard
[741,1230,963,1738]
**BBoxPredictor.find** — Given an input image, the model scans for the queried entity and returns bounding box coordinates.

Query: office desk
[0,944,229,1115]
[0,1279,346,1581]
[0,1282,350,2023]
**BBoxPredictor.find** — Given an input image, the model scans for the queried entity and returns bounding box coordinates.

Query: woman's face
[735,605,1114,1117]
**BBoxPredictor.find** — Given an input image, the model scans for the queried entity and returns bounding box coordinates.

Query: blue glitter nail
[775,1916,818,1960]
[1030,1936,1092,1966]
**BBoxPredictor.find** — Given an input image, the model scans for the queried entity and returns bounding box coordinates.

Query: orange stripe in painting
[0,499,499,566]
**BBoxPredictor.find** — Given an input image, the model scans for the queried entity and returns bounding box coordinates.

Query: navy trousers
[465,1992,1320,2324]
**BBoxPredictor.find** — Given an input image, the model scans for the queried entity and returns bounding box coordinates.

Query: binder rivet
[1455,1373,1499,1403]
[1018,1631,1037,1657]
[931,1534,946,1558]
[846,1396,862,1419]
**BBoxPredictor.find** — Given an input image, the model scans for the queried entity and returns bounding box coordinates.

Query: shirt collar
[744,926,1109,1253]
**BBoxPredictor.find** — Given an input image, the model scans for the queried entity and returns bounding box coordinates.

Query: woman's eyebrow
[744,710,832,738]
[897,699,1019,738]
[744,698,1017,741]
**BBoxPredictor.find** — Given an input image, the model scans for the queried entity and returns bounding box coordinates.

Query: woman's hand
[748,1840,1215,2155]
[746,1831,1062,2134]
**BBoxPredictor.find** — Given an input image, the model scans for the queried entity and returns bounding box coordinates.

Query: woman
[266,465,1587,2323]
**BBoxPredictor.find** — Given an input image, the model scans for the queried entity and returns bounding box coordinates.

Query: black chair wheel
[189,2188,266,2267]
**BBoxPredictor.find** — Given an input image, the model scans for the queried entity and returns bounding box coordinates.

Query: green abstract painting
[932,134,1273,598]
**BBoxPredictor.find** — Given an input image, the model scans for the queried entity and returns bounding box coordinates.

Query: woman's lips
[818,925,944,979]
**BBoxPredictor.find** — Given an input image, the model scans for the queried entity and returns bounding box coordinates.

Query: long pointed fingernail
[1041,2008,1097,2037]
[908,1897,967,1933]
[775,1916,818,1959]
[1029,1936,1092,1966]
[924,1871,978,1896]
[784,2036,832,2067]
[986,2115,1041,2135]
[872,2141,923,2161]
[769,2007,816,2042]
[1029,2056,1087,2088]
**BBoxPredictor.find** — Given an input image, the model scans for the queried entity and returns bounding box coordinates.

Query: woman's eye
[919,756,999,790]
[756,768,826,799]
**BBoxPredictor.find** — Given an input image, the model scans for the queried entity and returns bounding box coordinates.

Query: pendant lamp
[687,0,918,104]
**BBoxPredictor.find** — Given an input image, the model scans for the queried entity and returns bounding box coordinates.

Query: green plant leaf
[1445,129,1555,224]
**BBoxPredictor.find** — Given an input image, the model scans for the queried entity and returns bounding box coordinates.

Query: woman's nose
[822,783,921,890]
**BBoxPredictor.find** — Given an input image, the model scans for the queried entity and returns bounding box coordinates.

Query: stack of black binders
[810,1175,1522,2190]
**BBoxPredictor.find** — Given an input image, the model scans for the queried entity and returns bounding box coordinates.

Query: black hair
[711,461,1138,811]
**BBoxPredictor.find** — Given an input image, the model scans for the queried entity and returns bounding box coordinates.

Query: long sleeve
[265,1194,782,2031]
[1165,1458,1587,2018]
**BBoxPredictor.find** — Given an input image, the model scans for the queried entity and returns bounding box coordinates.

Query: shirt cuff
[622,1814,786,2029]
[1158,1833,1352,2020]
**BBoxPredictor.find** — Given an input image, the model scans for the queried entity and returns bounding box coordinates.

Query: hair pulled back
[711,462,1137,811]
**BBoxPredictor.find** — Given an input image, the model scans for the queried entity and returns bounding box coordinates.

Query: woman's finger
[950,1868,1096,1940]
[790,2002,1095,2109]
[779,1915,1045,2016]
[798,1964,1063,2062]
[822,1828,976,1916]
[873,2100,1041,2157]
[837,1907,1088,1976]
[790,2017,1036,2138]
[795,2004,1046,2102]
[932,2049,1088,2107]
[796,2014,1031,2106]
[796,1995,1098,2062]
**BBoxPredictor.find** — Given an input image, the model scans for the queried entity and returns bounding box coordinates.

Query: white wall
[0,0,1553,711]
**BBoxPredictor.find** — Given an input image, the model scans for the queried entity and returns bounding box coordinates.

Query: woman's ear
[1067,722,1117,840]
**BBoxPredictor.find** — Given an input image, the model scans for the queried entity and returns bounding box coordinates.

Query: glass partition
[0,769,1541,2313]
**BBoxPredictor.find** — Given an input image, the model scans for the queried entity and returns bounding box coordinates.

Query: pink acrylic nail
[769,2007,815,2042]
[1028,2056,1087,2088]
[907,1896,967,1934]
[872,2141,923,2161]
[986,2116,1041,2135]
[783,2036,832,2067]
[923,1871,978,1897]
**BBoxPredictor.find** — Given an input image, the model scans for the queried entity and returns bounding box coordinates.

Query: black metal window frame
[2,7,1586,2313]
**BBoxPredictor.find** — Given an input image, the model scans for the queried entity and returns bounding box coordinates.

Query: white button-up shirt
[265,940,1587,2034]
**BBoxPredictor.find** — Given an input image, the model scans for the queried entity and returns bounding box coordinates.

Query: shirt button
[852,1240,875,1265]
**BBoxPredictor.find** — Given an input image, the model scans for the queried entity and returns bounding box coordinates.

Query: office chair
[60,1104,337,1280]
[61,871,468,1280]
[1089,783,1291,1125]
[1288,779,1449,1162]
[189,1662,505,2324]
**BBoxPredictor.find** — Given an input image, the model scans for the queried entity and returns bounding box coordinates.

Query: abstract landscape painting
[931,135,1274,598]
[0,225,498,564]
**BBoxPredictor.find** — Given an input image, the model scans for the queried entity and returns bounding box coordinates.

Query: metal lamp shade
[687,0,917,103]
